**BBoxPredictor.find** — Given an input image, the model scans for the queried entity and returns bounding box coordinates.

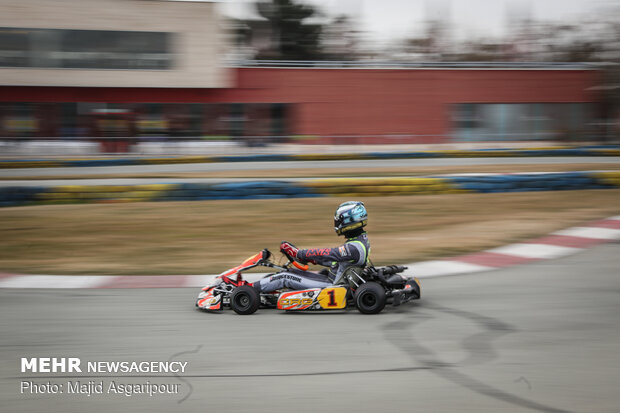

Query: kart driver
[251,201,371,293]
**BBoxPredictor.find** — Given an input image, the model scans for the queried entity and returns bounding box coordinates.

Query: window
[0,103,38,137]
[0,27,173,70]
[0,102,293,139]
[452,103,592,141]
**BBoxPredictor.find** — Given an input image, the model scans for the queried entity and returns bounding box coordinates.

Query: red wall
[0,67,600,142]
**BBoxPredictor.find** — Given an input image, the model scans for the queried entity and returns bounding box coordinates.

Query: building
[0,0,602,149]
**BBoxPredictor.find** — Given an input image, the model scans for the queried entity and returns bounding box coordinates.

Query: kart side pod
[277,287,347,311]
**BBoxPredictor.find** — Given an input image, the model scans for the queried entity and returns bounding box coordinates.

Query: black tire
[354,282,387,314]
[230,286,260,315]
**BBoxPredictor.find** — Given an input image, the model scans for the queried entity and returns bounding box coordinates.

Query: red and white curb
[1,216,618,289]
[406,215,620,278]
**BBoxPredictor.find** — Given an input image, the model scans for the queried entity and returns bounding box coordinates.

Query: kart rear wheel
[354,282,386,314]
[230,286,260,315]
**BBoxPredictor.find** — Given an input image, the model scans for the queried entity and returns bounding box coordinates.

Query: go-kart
[196,248,420,315]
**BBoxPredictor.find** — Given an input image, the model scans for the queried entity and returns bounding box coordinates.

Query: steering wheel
[281,249,309,271]
[291,260,309,271]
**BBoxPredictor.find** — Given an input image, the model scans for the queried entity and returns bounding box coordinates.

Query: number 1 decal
[327,289,337,307]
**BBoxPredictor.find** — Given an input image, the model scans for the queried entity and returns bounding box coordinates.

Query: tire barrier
[445,173,609,193]
[1,145,619,169]
[303,177,468,196]
[1,171,619,208]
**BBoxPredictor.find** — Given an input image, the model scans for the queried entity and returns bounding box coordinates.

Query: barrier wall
[1,146,619,169]
[1,172,619,207]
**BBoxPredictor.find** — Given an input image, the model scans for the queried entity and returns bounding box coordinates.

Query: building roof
[232,60,598,70]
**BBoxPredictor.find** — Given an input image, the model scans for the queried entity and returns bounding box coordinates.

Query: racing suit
[254,232,370,292]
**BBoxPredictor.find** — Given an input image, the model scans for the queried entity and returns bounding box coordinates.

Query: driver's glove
[280,241,299,259]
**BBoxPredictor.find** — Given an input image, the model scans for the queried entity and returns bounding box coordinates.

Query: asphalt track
[2,156,620,178]
[1,243,618,413]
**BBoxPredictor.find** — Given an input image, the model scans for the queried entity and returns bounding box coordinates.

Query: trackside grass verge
[0,189,618,275]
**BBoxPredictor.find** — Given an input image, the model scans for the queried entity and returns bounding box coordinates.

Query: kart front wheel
[354,282,386,314]
[230,286,260,315]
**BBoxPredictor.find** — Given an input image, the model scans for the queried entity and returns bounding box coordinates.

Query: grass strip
[0,190,618,275]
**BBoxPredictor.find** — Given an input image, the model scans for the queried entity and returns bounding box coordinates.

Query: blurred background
[0,0,618,155]
[1,5,619,412]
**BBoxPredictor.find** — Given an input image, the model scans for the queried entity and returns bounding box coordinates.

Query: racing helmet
[334,201,368,236]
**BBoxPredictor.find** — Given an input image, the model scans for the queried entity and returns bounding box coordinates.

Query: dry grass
[3,163,619,181]
[1,189,619,275]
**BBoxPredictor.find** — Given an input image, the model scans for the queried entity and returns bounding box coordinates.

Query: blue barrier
[445,172,618,193]
[1,172,618,207]
[160,181,316,201]
[211,154,293,163]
